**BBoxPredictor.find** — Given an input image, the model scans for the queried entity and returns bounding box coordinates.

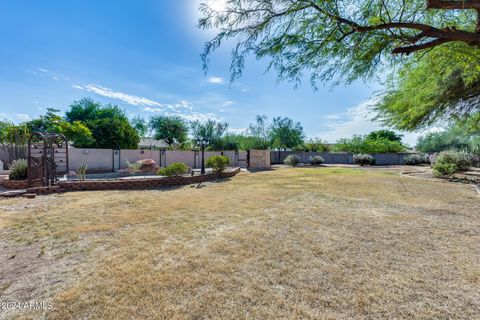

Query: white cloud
[318,99,421,146]
[72,83,222,123]
[324,114,341,120]
[74,84,167,109]
[207,76,224,84]
[16,113,31,121]
[228,128,248,135]
[176,112,221,122]
[37,67,48,73]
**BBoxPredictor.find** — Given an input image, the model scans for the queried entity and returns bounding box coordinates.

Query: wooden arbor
[27,132,69,187]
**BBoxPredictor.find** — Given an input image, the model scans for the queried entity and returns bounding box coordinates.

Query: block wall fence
[270,151,412,166]
[0,147,417,173]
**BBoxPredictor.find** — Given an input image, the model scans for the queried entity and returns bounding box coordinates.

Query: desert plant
[157,162,189,177]
[126,160,142,173]
[206,155,230,173]
[404,153,430,165]
[432,150,473,176]
[284,154,300,167]
[309,155,324,166]
[77,162,88,181]
[8,159,28,180]
[353,154,375,166]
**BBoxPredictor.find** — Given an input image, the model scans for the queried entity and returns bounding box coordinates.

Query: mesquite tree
[200,1,480,130]
[200,0,480,84]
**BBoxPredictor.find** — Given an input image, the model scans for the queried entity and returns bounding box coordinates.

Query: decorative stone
[136,159,159,174]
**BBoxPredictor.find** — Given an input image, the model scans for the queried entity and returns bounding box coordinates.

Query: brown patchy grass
[0,167,479,319]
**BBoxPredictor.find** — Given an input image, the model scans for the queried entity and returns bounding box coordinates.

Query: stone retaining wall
[1,179,29,189]
[57,168,241,192]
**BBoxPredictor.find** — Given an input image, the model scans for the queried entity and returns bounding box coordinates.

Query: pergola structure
[27,132,69,187]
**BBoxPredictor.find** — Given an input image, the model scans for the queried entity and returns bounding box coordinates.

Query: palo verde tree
[200,0,480,128]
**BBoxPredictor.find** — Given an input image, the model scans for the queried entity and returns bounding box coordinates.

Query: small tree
[131,115,149,138]
[191,120,229,149]
[269,117,305,151]
[248,115,270,147]
[0,121,29,163]
[366,130,403,143]
[149,115,188,148]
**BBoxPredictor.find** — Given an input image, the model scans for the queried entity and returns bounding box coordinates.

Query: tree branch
[392,38,451,54]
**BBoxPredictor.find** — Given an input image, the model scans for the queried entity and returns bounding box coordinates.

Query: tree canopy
[200,0,480,84]
[366,130,403,142]
[416,124,480,153]
[269,116,305,150]
[200,0,480,130]
[65,98,139,149]
[374,43,480,130]
[149,115,189,147]
[191,120,229,149]
[26,108,95,148]
[333,133,405,154]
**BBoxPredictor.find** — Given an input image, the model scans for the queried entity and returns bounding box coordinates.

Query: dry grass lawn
[0,166,479,319]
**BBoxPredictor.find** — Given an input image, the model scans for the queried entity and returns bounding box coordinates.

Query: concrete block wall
[69,148,113,172]
[249,150,271,169]
[271,151,353,164]
[119,149,160,169]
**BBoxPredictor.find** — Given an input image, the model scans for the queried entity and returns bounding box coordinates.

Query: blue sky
[0,0,419,145]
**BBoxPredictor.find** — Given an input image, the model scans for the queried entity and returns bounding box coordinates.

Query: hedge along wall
[57,168,241,191]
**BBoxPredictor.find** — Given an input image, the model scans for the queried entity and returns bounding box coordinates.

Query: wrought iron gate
[28,132,69,187]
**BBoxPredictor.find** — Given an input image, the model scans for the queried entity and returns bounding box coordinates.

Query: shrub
[157,162,189,177]
[284,154,300,167]
[432,150,473,176]
[8,159,28,180]
[309,155,324,166]
[206,155,230,173]
[404,153,430,165]
[354,154,375,166]
[432,162,458,177]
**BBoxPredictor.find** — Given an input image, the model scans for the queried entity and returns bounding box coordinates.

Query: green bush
[206,155,230,173]
[353,154,375,166]
[404,153,430,165]
[8,159,28,180]
[157,162,189,177]
[432,150,473,176]
[432,162,458,177]
[284,154,300,166]
[309,155,324,166]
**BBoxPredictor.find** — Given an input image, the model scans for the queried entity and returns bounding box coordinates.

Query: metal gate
[28,132,69,187]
